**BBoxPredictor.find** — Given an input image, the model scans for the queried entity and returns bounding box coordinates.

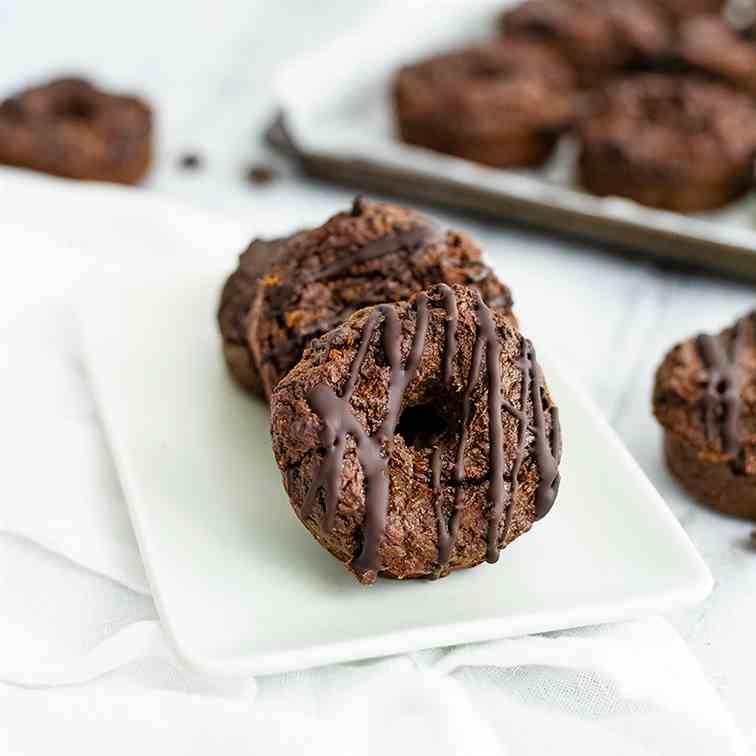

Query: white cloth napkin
[0,169,746,756]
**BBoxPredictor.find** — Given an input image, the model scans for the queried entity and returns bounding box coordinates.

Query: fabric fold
[0,172,745,756]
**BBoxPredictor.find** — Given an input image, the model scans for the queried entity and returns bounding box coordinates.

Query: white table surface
[2,0,755,750]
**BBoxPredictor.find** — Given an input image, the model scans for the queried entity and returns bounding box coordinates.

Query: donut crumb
[246,163,277,185]
[179,152,202,170]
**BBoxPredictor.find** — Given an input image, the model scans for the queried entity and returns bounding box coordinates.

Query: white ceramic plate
[81,266,712,677]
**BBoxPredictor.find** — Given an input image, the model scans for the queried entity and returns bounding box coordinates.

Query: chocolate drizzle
[695,315,751,456]
[304,285,561,582]
[259,223,440,369]
[302,294,430,581]
[441,284,458,385]
[433,287,560,574]
[480,302,507,563]
[303,224,440,283]
[523,343,562,520]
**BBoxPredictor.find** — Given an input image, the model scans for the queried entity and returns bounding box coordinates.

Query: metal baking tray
[269,0,756,282]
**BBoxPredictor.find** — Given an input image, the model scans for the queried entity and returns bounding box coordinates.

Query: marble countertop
[2,0,755,749]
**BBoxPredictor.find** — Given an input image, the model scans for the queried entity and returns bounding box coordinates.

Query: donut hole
[715,378,730,395]
[56,95,97,121]
[396,402,449,449]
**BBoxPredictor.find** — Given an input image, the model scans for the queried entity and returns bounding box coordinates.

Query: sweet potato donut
[577,75,756,211]
[0,77,152,184]
[679,15,756,98]
[218,198,516,401]
[653,311,756,520]
[393,39,576,168]
[270,284,562,584]
[499,0,671,87]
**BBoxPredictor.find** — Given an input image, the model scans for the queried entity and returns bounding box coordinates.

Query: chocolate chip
[179,152,202,170]
[246,164,276,185]
[351,195,367,216]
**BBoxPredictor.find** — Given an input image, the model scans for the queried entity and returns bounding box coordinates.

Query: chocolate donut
[499,0,671,87]
[218,198,515,400]
[654,312,756,520]
[270,284,562,584]
[0,77,152,184]
[679,15,756,98]
[577,75,756,211]
[393,39,576,168]
[218,235,295,396]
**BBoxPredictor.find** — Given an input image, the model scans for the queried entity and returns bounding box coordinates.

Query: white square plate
[81,266,712,677]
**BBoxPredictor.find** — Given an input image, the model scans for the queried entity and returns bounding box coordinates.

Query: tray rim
[268,114,756,284]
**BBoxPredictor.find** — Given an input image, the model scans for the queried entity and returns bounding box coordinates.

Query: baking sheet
[271,0,756,281]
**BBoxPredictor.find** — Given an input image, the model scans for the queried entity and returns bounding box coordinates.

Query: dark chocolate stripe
[351,296,429,577]
[301,310,379,531]
[479,300,506,564]
[525,342,561,520]
[441,283,458,386]
[303,224,440,283]
[442,294,487,573]
[433,285,461,575]
[695,314,751,456]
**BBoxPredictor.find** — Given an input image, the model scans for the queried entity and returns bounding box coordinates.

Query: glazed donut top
[394,40,576,134]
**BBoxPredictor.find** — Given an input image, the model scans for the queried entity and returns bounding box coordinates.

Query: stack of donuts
[219,197,563,584]
[394,0,756,213]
